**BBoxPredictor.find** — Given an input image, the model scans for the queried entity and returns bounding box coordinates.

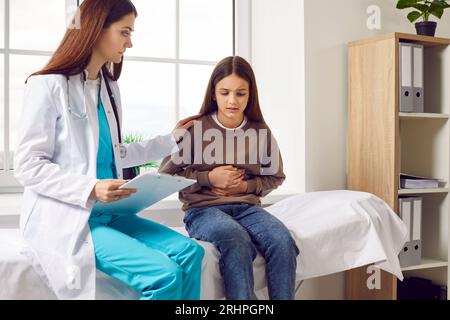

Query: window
[119,0,233,141]
[9,0,66,51]
[0,0,250,190]
[0,0,4,48]
[128,0,176,59]
[0,54,4,171]
[9,54,50,160]
[179,64,215,119]
[1,0,5,172]
[179,0,233,61]
[119,61,176,139]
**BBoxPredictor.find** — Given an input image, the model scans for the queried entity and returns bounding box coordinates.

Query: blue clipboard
[92,173,196,215]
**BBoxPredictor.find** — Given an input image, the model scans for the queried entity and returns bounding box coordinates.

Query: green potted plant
[124,132,161,175]
[396,0,450,36]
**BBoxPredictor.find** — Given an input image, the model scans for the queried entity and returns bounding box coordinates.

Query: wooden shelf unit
[347,33,450,300]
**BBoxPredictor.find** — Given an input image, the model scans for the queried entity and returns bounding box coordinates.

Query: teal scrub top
[96,92,118,180]
[91,91,118,218]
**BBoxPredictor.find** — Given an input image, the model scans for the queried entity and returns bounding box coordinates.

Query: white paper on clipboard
[92,173,196,215]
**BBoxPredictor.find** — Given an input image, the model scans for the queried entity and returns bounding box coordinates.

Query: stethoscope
[66,70,119,118]
[65,71,127,159]
[66,71,89,119]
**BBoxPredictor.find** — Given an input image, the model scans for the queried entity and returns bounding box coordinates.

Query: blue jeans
[184,203,299,300]
[89,213,204,300]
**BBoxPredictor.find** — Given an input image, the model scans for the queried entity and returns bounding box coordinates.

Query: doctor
[14,0,204,300]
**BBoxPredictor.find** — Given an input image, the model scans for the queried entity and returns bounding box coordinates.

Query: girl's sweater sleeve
[246,129,286,197]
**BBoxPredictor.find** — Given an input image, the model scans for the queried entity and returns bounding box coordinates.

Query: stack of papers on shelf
[400,173,443,189]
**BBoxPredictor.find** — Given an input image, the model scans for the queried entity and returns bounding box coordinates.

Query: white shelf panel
[401,258,448,271]
[398,188,449,195]
[399,112,450,120]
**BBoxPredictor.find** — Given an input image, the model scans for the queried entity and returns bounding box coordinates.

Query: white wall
[251,0,450,299]
[251,0,306,195]
[252,0,344,300]
[304,0,450,193]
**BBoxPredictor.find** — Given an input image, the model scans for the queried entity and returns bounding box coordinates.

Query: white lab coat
[13,69,179,300]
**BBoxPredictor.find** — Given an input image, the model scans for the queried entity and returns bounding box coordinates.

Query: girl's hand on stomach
[208,165,245,189]
[211,180,248,197]
[89,179,137,203]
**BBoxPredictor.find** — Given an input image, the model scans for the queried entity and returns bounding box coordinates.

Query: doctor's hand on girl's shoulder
[172,114,202,143]
[89,179,137,203]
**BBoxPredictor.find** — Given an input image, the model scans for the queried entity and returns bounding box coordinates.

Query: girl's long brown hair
[27,0,137,83]
[199,56,265,123]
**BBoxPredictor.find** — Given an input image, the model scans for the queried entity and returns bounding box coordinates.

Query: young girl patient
[159,56,299,300]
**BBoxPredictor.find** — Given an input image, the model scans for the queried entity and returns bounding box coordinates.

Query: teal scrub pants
[89,213,204,300]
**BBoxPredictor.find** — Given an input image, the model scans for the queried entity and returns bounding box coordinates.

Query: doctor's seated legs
[88,213,204,300]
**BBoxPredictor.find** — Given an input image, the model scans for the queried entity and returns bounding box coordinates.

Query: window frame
[0,0,251,192]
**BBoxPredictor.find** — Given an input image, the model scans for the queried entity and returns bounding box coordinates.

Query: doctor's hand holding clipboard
[89,114,200,204]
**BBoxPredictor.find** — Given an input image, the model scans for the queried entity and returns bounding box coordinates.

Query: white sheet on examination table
[0,190,407,299]
[266,190,408,281]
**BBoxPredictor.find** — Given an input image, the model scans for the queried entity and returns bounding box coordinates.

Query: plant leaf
[407,10,423,22]
[397,0,420,9]
[433,0,450,9]
[430,6,444,18]
[413,3,430,12]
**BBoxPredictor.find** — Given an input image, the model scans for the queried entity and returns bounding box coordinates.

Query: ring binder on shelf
[398,197,422,268]
[400,43,414,112]
[412,44,424,113]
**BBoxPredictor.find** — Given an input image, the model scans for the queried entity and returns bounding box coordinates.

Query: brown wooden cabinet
[347,33,450,300]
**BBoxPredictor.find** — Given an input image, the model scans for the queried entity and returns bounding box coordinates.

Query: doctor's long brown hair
[199,56,265,123]
[27,0,137,83]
